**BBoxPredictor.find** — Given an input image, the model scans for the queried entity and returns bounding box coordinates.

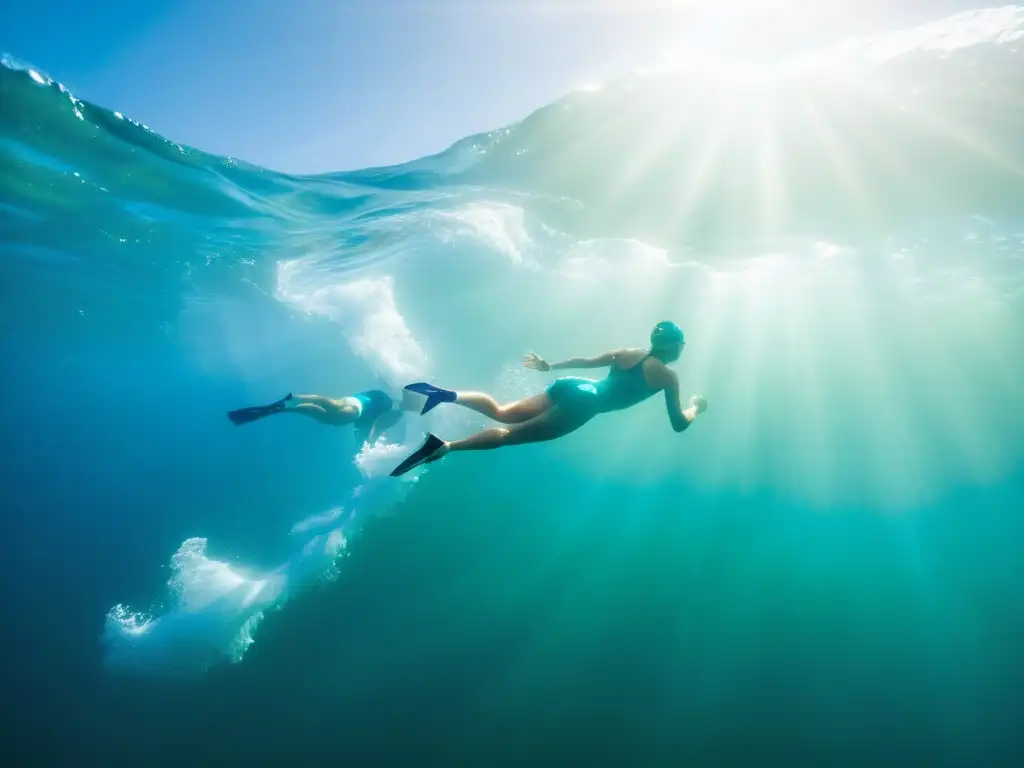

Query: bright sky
[0,0,986,173]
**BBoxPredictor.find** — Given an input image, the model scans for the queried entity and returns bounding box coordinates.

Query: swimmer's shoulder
[612,348,649,368]
[641,357,676,391]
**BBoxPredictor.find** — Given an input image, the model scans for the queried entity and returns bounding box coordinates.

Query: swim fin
[390,433,446,477]
[227,393,293,426]
[404,382,457,415]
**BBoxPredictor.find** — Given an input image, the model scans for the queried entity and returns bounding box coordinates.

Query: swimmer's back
[596,348,668,412]
[610,348,669,384]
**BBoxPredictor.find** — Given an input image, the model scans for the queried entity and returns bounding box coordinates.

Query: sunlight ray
[796,87,881,227]
[656,260,732,489]
[753,101,788,236]
[778,254,835,507]
[841,76,1024,179]
[600,94,706,208]
[835,257,936,510]
[884,255,1023,487]
[670,107,733,228]
[702,255,776,494]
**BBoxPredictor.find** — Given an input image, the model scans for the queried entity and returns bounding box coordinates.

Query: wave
[5,9,1024,249]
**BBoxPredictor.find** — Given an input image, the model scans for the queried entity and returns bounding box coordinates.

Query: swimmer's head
[650,321,685,362]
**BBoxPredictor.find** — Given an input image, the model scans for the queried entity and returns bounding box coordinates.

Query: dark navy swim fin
[227,393,292,426]
[404,382,457,415]
[390,433,446,477]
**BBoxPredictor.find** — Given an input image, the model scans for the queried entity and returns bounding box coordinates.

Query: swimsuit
[545,355,658,420]
[352,389,394,438]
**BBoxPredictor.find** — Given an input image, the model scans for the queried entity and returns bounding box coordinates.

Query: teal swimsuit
[353,389,394,442]
[545,356,658,420]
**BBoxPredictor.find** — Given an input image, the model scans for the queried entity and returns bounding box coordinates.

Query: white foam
[103,538,292,679]
[101,423,434,680]
[275,265,429,385]
[556,237,674,281]
[434,202,537,268]
[290,506,348,536]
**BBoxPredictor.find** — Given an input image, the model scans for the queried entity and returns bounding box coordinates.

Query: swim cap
[650,321,684,347]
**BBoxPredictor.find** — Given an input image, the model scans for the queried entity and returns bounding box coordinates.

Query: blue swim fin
[404,382,457,415]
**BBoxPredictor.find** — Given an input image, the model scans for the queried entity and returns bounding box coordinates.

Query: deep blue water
[2,8,1024,765]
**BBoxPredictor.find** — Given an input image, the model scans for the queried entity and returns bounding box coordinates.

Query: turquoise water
[2,7,1024,764]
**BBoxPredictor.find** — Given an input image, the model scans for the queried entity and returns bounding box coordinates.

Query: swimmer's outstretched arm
[522,350,625,372]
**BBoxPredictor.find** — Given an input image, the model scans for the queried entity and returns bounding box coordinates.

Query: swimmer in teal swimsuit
[228,388,417,445]
[390,321,708,477]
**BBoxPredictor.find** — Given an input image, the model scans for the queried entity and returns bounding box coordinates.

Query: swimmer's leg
[454,392,552,424]
[285,394,361,427]
[229,393,360,427]
[448,405,589,452]
[290,394,341,410]
[390,407,587,475]
[285,403,346,426]
[405,383,550,423]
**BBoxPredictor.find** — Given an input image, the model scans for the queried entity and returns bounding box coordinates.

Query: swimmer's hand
[523,352,550,372]
[690,395,708,414]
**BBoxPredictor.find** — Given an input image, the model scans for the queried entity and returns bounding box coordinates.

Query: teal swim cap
[651,321,684,347]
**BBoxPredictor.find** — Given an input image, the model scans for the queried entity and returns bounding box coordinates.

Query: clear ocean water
[2,7,1023,765]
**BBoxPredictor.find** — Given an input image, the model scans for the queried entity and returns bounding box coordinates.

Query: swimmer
[228,388,418,445]
[390,321,707,477]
